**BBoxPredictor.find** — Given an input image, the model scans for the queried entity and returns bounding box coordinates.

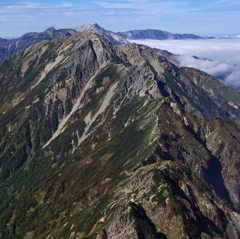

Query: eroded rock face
[1,31,240,239]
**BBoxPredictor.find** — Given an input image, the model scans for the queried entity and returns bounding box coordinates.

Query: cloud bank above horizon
[129,39,240,90]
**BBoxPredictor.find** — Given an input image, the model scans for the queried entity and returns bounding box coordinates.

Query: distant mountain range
[0,27,78,62]
[0,24,207,62]
[117,29,204,40]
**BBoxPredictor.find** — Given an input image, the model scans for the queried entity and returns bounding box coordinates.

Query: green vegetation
[163,72,187,98]
[0,31,239,239]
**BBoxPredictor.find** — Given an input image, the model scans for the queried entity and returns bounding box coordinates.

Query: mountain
[71,23,129,46]
[117,29,203,40]
[0,24,129,63]
[0,27,78,62]
[0,24,206,63]
[1,32,240,238]
[153,48,181,66]
[0,38,10,48]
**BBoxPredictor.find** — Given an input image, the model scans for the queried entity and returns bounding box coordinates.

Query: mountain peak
[44,26,56,32]
[93,23,102,29]
[71,23,129,45]
[71,23,102,32]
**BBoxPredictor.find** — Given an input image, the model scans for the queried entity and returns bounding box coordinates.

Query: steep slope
[153,48,181,66]
[181,66,240,108]
[117,29,203,40]
[72,23,129,46]
[0,32,240,239]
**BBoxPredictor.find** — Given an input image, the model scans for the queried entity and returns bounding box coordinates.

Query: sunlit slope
[0,32,240,238]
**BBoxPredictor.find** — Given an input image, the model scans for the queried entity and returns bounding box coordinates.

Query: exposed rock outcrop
[0,31,240,239]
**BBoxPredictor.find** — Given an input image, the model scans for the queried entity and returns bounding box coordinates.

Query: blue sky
[0,0,240,38]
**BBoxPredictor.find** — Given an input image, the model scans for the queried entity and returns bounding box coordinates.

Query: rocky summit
[0,31,240,239]
[71,23,129,46]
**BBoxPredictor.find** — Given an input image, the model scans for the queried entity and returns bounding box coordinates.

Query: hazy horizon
[1,25,240,40]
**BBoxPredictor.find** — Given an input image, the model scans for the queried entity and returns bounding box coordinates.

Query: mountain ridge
[0,23,205,62]
[71,23,129,46]
[0,31,240,238]
[0,27,78,62]
[117,28,203,40]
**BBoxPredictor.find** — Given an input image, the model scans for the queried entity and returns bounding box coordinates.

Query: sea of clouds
[129,39,240,90]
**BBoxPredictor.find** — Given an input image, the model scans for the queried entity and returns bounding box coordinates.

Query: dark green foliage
[65,98,72,114]
[0,141,7,155]
[163,72,187,98]
[57,68,68,84]
[0,32,239,239]
[24,56,38,76]
[12,121,32,148]
[0,121,31,182]
[51,112,58,132]
[40,119,52,144]
[152,189,167,206]
[0,124,6,139]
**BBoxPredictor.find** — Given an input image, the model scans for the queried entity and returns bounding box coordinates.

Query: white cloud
[225,71,240,86]
[129,39,240,89]
[93,1,135,8]
[0,3,42,10]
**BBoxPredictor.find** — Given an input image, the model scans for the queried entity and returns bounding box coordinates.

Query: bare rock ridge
[0,31,240,238]
[71,23,129,46]
[71,23,103,32]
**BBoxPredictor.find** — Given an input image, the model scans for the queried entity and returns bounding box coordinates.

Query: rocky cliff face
[0,32,240,239]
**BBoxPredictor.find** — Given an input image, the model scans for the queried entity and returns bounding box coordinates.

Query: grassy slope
[0,34,240,238]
